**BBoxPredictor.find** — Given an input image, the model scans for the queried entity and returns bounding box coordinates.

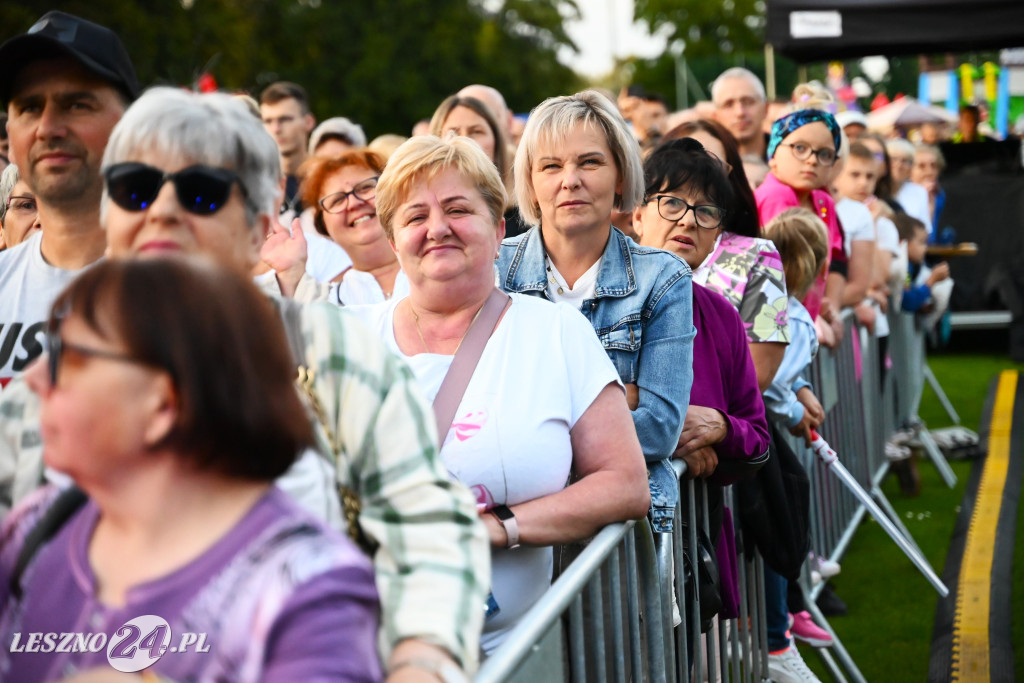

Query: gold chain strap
[295,365,368,551]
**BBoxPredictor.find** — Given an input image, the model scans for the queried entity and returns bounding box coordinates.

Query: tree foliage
[633,0,766,59]
[629,1,924,113]
[0,0,581,137]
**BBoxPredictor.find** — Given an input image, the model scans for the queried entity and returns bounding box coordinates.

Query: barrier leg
[700,489,719,682]
[801,587,868,683]
[924,363,961,425]
[625,532,644,682]
[735,557,751,682]
[870,485,926,557]
[816,648,851,683]
[716,616,728,682]
[916,428,958,488]
[568,594,586,683]
[672,509,690,683]
[655,532,677,680]
[586,573,607,680]
[636,524,668,683]
[754,555,770,682]
[608,550,627,682]
[686,480,702,682]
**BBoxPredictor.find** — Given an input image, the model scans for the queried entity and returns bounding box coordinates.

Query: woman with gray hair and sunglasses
[0,86,489,681]
[497,90,696,537]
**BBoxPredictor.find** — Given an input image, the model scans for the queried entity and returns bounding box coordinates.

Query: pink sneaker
[789,611,833,648]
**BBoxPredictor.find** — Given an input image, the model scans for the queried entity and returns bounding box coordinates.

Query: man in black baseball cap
[0,11,139,106]
[0,12,139,384]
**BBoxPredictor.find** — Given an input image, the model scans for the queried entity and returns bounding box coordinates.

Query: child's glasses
[779,142,837,167]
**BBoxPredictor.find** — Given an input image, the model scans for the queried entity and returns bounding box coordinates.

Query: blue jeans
[764,565,791,651]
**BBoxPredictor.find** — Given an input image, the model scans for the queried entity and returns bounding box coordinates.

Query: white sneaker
[817,557,840,579]
[890,427,917,447]
[808,552,840,579]
[885,441,912,462]
[768,645,821,683]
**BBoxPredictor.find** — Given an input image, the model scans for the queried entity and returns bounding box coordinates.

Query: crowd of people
[0,11,959,683]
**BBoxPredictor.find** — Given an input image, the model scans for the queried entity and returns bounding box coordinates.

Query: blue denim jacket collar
[500,226,639,300]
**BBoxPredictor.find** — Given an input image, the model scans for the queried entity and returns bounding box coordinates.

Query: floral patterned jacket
[692,231,791,344]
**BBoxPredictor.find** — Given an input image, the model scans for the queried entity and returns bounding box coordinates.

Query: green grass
[799,349,1024,681]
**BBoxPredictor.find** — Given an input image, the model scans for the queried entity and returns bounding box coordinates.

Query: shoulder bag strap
[10,486,88,600]
[432,288,512,449]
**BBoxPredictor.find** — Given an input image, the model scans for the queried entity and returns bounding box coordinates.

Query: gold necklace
[409,299,487,354]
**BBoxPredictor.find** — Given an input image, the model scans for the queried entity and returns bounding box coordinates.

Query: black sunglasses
[104,162,248,215]
[45,312,148,387]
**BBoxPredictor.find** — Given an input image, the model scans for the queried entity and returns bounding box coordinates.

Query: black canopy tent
[765,0,1024,63]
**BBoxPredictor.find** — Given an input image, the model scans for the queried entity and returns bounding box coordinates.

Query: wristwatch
[390,657,467,683]
[490,504,520,549]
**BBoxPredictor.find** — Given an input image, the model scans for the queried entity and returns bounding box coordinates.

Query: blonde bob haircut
[514,90,644,228]
[376,135,508,242]
[762,208,830,301]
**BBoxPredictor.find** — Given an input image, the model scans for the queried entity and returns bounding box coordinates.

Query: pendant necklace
[409,300,486,354]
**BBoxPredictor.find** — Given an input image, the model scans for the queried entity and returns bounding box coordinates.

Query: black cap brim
[0,33,138,106]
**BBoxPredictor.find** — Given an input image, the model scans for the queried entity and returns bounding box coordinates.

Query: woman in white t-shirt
[353,134,650,654]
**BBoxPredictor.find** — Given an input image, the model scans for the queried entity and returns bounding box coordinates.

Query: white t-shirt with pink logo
[348,293,621,652]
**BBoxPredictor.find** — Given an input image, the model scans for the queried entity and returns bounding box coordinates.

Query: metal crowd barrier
[887,306,958,487]
[784,308,952,682]
[476,463,771,683]
[477,304,953,682]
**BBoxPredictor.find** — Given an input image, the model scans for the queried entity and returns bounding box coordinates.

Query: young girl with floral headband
[755,108,848,346]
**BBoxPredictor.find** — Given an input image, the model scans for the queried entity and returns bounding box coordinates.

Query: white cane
[809,431,949,597]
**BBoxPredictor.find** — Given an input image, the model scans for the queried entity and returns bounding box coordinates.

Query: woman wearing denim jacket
[497,91,695,533]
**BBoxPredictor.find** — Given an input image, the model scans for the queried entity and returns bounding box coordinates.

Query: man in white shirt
[0,11,137,385]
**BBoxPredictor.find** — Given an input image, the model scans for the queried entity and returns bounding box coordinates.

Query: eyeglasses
[5,195,38,215]
[647,195,726,230]
[45,313,149,387]
[319,176,378,214]
[779,142,837,166]
[104,162,248,215]
[891,157,913,167]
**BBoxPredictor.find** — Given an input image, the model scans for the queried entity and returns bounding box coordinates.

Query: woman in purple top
[0,258,380,683]
[632,137,770,479]
[633,138,771,625]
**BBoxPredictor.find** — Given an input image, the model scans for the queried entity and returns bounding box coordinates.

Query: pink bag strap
[432,288,512,449]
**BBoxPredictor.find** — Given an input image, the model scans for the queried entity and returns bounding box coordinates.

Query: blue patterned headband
[767,109,841,160]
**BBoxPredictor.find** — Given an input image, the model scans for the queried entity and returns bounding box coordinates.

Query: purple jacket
[690,284,770,483]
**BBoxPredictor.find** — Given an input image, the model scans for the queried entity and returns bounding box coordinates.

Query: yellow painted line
[951,370,1017,682]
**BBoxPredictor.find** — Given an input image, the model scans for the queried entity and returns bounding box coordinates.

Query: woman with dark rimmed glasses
[631,136,770,481]
[0,164,41,250]
[662,118,761,240]
[295,150,408,305]
[241,151,409,306]
[0,86,489,680]
[2,257,381,681]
